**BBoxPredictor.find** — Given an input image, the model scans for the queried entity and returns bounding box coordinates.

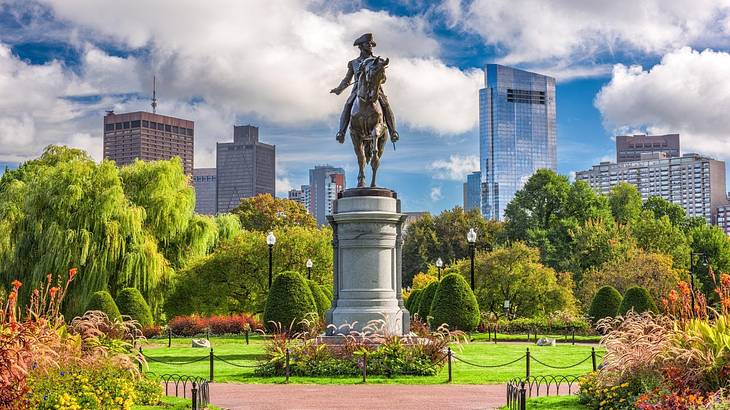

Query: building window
[105,124,114,131]
[165,125,172,132]
[123,122,130,129]
[142,120,149,128]
[115,123,123,130]
[131,120,141,128]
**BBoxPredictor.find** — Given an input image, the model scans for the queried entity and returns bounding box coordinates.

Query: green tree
[505,169,571,242]
[618,286,658,315]
[588,286,623,323]
[643,196,686,227]
[608,183,642,225]
[429,274,480,331]
[632,211,690,269]
[263,271,317,332]
[566,218,635,281]
[116,287,154,327]
[232,194,316,231]
[86,291,122,322]
[688,224,730,298]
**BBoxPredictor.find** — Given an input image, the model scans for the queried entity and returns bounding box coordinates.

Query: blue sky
[1,1,730,212]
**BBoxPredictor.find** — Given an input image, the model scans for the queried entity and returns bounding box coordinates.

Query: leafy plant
[429,274,480,331]
[589,285,623,323]
[417,281,438,324]
[86,290,122,322]
[116,287,154,327]
[619,286,658,315]
[263,271,317,332]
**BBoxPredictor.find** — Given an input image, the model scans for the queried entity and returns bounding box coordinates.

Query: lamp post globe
[306,258,313,280]
[466,228,477,290]
[435,257,443,280]
[503,299,511,319]
[267,232,276,289]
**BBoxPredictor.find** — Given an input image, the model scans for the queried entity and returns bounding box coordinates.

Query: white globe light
[306,258,313,268]
[266,231,277,246]
[466,228,477,243]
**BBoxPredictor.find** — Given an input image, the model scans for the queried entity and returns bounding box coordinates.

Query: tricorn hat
[353,33,376,47]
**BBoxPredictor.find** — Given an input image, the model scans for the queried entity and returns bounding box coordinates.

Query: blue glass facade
[479,65,556,220]
[463,171,482,212]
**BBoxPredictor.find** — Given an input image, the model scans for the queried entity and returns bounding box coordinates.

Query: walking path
[209,383,508,409]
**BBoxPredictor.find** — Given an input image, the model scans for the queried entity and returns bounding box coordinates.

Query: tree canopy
[231,194,316,232]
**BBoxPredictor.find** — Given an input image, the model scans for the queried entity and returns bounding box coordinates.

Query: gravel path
[208,383,508,410]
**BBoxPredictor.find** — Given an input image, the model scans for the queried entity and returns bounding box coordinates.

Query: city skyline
[1,2,730,214]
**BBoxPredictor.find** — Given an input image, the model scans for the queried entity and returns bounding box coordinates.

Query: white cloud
[429,154,479,181]
[430,186,443,201]
[446,0,730,70]
[595,47,730,159]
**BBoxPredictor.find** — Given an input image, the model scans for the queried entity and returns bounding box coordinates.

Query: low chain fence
[147,373,210,410]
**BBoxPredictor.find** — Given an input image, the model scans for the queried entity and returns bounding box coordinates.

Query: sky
[1,0,730,213]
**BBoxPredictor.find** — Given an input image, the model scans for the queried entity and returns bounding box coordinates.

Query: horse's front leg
[352,132,366,187]
[369,125,387,188]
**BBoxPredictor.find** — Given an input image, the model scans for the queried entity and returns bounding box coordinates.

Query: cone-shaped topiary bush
[417,281,439,322]
[619,286,658,315]
[407,288,423,314]
[307,279,330,319]
[115,287,153,327]
[86,290,122,322]
[263,271,317,332]
[429,274,480,331]
[588,286,623,322]
[320,284,333,302]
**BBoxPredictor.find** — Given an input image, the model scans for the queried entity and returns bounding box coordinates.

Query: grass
[470,332,601,343]
[132,395,221,410]
[140,335,602,384]
[498,395,587,410]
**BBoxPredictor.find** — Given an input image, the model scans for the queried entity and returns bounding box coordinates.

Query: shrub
[589,286,623,322]
[407,288,423,313]
[167,315,206,336]
[619,286,658,315]
[115,288,153,327]
[85,291,121,322]
[308,280,330,319]
[208,314,261,334]
[263,271,317,332]
[429,274,480,331]
[320,284,333,301]
[417,281,439,322]
[142,324,162,338]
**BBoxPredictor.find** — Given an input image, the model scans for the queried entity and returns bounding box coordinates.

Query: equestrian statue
[330,33,399,188]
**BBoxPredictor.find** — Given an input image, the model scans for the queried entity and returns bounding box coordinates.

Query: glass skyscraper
[479,64,556,220]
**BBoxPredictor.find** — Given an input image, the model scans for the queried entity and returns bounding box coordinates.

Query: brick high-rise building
[216,125,275,213]
[103,111,194,175]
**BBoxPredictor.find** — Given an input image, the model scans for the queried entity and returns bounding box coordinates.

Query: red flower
[49,287,59,298]
[68,267,78,280]
[11,279,21,290]
[667,289,679,303]
[8,291,17,302]
[33,289,39,297]
[721,273,730,287]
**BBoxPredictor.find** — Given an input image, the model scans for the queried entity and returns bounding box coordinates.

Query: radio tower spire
[151,76,158,114]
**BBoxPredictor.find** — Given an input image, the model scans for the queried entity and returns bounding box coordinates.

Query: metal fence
[505,375,582,410]
[147,373,210,410]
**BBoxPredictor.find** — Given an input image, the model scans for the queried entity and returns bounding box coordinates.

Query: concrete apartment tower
[192,168,216,215]
[616,134,680,163]
[216,125,275,213]
[308,165,346,226]
[479,64,556,220]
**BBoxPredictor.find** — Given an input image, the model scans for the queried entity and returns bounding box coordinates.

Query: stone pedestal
[325,188,410,336]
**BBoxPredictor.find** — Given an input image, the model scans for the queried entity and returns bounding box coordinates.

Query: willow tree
[0,146,172,318]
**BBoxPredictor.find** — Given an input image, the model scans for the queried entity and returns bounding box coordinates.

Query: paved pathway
[208,383,507,410]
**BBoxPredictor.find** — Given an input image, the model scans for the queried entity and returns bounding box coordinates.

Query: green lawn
[132,395,221,410]
[140,336,602,384]
[498,395,587,410]
[470,332,601,343]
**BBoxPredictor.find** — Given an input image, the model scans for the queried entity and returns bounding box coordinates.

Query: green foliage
[416,281,439,322]
[643,196,686,227]
[632,211,690,269]
[429,274,480,331]
[566,218,635,281]
[116,287,153,327]
[608,183,643,225]
[307,279,330,319]
[320,284,333,301]
[232,193,316,232]
[588,286,623,322]
[689,224,730,299]
[214,213,242,242]
[85,291,121,322]
[263,271,317,332]
[164,226,333,318]
[618,286,658,315]
[405,288,421,312]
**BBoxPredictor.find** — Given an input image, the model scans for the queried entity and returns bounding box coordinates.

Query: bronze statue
[331,33,399,188]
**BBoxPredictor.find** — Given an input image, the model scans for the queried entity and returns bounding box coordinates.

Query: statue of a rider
[330,33,399,144]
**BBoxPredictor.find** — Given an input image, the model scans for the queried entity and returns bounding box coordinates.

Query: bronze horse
[349,56,391,188]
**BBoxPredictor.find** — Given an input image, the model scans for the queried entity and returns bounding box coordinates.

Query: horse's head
[358,56,389,103]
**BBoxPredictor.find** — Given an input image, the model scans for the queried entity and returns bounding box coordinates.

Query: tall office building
[479,64,556,220]
[576,152,728,222]
[216,125,275,213]
[103,111,194,175]
[192,168,217,215]
[463,171,481,212]
[616,134,680,163]
[308,165,345,225]
[288,185,311,211]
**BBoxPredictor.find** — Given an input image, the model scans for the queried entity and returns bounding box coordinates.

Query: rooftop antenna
[151,76,157,114]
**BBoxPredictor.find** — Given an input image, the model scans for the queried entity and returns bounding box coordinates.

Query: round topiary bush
[416,281,439,322]
[588,286,623,322]
[429,274,480,331]
[86,290,122,322]
[263,271,317,332]
[115,287,153,327]
[307,279,330,319]
[619,286,658,315]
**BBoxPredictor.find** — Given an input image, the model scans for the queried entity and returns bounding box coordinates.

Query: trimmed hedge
[416,281,439,322]
[498,317,591,334]
[619,286,658,315]
[85,290,122,322]
[263,271,317,332]
[308,279,330,319]
[429,274,480,331]
[589,286,623,322]
[320,284,333,301]
[406,288,422,313]
[115,287,154,327]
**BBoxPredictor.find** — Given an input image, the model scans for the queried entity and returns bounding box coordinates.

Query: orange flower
[668,289,679,303]
[49,287,59,298]
[68,267,78,280]
[11,279,21,290]
[678,281,691,295]
[721,297,730,310]
[721,273,730,287]
[33,289,39,297]
[8,291,16,301]
[47,273,52,283]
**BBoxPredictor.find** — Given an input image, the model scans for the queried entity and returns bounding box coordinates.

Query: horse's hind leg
[369,128,387,187]
[352,132,366,187]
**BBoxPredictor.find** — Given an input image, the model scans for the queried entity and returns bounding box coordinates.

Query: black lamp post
[306,258,313,280]
[467,228,477,290]
[436,257,443,280]
[267,231,276,289]
[689,252,708,318]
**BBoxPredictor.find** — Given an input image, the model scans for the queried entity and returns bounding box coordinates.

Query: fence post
[138,347,143,373]
[591,347,597,372]
[519,381,526,410]
[245,329,250,345]
[572,327,575,345]
[285,348,290,384]
[525,348,530,379]
[206,329,210,341]
[447,347,452,383]
[209,348,214,382]
[191,382,198,410]
[168,328,172,348]
[362,351,367,383]
[494,327,497,344]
